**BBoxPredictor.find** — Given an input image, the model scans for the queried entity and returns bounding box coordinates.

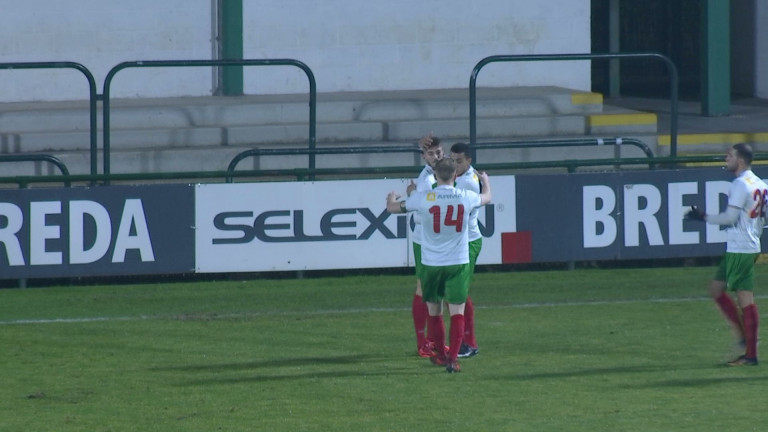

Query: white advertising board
[195,177,517,273]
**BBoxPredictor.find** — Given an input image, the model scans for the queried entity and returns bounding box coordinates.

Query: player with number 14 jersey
[406,186,481,267]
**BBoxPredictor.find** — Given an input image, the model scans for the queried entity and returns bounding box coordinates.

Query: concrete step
[2,134,660,180]
[5,121,387,153]
[0,86,661,177]
[3,111,658,155]
[0,86,603,133]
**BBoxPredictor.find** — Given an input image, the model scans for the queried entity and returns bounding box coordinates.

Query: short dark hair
[423,136,441,151]
[733,143,754,165]
[450,142,471,158]
[434,158,456,182]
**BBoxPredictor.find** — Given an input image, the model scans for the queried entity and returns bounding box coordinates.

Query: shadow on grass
[499,365,675,380]
[151,354,417,385]
[495,363,768,389]
[627,373,768,388]
[150,354,377,373]
[180,368,414,386]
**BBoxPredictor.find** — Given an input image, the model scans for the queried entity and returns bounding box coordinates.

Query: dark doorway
[591,0,701,99]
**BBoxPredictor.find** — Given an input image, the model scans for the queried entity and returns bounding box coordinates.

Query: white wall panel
[0,0,591,101]
[0,0,212,101]
[243,0,591,95]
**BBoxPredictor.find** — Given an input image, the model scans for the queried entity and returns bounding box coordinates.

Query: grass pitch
[2,265,768,431]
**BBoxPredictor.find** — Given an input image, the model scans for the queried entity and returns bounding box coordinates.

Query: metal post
[701,0,731,116]
[218,0,244,96]
[608,0,621,98]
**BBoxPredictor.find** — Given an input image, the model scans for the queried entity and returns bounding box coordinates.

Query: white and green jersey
[725,169,768,253]
[454,166,482,242]
[411,165,436,245]
[405,185,482,266]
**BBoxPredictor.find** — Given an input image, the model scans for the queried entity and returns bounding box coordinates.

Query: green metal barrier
[0,154,70,187]
[475,137,653,158]
[225,145,423,182]
[0,153,758,189]
[0,61,98,176]
[225,137,654,181]
[475,137,655,167]
[469,53,680,158]
[102,59,317,181]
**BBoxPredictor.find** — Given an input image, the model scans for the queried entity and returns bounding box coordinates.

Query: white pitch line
[2,295,768,326]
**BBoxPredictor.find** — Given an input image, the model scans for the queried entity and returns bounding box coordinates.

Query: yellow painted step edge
[588,113,657,127]
[659,132,768,146]
[571,92,603,105]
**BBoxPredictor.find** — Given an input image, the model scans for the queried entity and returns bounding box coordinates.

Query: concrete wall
[0,0,213,101]
[0,0,591,102]
[242,0,592,95]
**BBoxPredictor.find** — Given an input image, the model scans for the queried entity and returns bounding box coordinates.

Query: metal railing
[225,145,423,182]
[474,137,655,165]
[225,137,655,181]
[102,59,317,180]
[0,61,98,176]
[475,137,653,158]
[0,154,70,187]
[469,53,680,158]
[0,153,749,188]
[0,137,659,187]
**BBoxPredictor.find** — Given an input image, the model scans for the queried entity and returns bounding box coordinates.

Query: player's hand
[477,171,489,184]
[406,180,416,196]
[387,191,401,202]
[685,206,706,221]
[418,134,433,151]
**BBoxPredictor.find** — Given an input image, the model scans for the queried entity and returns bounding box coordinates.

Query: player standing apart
[410,135,445,357]
[686,143,766,366]
[450,142,482,358]
[387,158,492,372]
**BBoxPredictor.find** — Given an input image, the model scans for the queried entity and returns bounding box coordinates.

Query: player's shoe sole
[727,355,758,366]
[457,343,479,358]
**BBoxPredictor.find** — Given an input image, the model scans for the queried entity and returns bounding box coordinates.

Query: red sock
[428,314,445,346]
[448,314,465,362]
[413,295,428,348]
[428,315,446,357]
[743,304,759,359]
[715,292,744,337]
[463,297,476,348]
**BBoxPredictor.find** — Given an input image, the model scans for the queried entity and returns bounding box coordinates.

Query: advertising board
[194,177,518,272]
[0,184,194,278]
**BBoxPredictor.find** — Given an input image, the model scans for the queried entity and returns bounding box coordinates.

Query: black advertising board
[0,184,194,279]
[513,167,768,263]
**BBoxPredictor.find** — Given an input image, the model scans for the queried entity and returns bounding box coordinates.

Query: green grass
[2,266,768,431]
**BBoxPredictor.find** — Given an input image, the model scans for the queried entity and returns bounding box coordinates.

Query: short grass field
[2,265,768,432]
